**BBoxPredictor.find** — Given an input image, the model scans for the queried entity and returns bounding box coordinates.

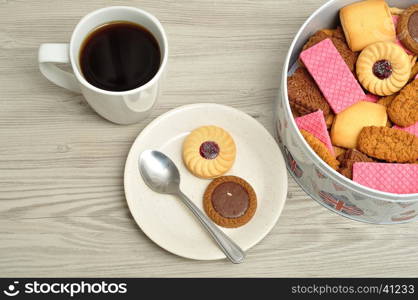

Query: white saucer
[124,103,288,260]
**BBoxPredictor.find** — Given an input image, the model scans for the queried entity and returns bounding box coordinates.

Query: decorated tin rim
[280,0,418,202]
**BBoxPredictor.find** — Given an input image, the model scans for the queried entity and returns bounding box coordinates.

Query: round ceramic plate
[124,103,288,260]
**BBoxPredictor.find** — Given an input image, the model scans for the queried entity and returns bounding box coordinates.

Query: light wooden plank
[1,0,417,278]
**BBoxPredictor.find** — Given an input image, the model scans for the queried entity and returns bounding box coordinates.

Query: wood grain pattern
[1,0,418,277]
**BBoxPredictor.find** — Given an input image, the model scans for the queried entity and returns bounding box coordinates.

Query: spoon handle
[177,190,245,264]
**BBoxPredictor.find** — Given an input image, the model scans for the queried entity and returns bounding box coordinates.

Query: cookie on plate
[203,176,257,228]
[183,126,236,179]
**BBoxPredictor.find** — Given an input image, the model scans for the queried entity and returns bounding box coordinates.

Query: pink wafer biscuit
[353,162,418,194]
[393,122,418,137]
[300,39,365,113]
[393,15,414,55]
[363,94,379,103]
[295,110,334,155]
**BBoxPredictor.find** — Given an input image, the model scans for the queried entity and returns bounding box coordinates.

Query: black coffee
[80,21,161,91]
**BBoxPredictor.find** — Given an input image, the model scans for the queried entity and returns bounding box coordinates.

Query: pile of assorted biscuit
[287,0,418,194]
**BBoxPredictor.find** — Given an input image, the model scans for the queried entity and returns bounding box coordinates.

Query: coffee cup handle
[38,43,81,93]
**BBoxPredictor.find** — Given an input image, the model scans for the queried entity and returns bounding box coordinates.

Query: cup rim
[69,6,168,96]
[281,0,418,201]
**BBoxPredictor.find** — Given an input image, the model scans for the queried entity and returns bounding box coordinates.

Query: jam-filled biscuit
[203,176,257,228]
[397,4,418,55]
[356,42,411,96]
[183,126,236,179]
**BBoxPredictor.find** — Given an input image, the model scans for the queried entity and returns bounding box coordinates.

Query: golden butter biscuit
[183,126,236,179]
[340,0,396,52]
[331,101,387,149]
[356,42,411,96]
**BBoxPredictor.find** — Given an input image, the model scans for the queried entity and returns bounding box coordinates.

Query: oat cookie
[387,79,418,127]
[183,126,236,178]
[300,129,339,170]
[203,176,257,228]
[377,94,397,108]
[357,126,418,163]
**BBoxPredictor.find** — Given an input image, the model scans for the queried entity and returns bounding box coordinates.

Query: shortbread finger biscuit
[183,126,236,178]
[300,129,339,170]
[387,79,418,127]
[357,126,418,163]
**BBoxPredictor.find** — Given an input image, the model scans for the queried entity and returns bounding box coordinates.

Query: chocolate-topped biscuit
[203,176,257,228]
[288,68,330,117]
[211,182,249,218]
[397,4,418,54]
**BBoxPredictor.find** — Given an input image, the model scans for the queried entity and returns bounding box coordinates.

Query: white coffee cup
[38,6,168,125]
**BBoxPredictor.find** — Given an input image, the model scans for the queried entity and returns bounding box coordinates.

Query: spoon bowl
[139,150,180,195]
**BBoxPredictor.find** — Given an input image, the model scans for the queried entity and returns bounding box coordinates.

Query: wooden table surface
[1,0,417,278]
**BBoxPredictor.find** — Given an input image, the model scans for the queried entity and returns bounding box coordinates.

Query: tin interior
[282,0,418,201]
